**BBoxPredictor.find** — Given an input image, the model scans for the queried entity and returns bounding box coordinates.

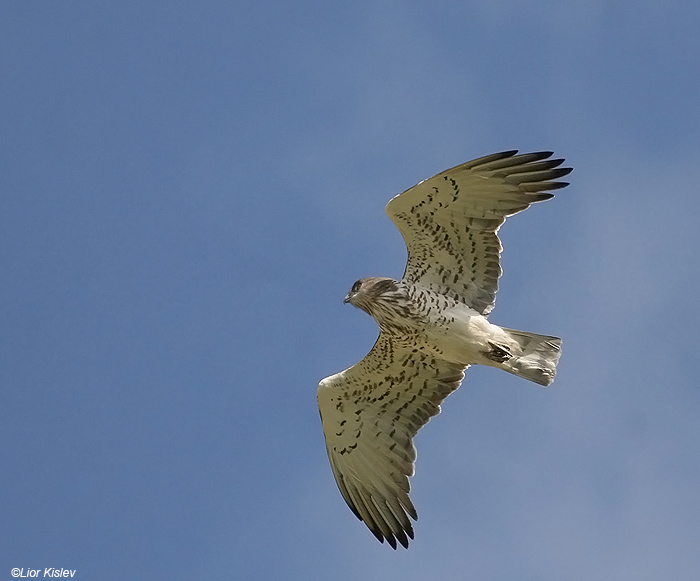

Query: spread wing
[318,335,466,549]
[386,150,572,315]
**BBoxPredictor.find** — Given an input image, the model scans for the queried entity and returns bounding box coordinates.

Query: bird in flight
[318,150,571,549]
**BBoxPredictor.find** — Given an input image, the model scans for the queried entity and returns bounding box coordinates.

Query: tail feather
[500,327,562,386]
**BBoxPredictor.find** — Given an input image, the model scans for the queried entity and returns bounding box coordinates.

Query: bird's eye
[351,281,362,293]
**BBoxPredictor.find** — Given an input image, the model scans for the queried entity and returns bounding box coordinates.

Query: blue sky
[2,1,700,579]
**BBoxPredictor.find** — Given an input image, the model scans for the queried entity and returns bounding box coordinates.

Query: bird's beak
[343,294,352,304]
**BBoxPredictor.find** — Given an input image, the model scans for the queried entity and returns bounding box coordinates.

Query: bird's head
[344,277,400,315]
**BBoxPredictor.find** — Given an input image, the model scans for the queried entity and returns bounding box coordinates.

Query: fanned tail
[499,328,562,386]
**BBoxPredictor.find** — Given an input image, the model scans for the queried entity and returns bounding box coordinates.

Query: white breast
[424,303,508,366]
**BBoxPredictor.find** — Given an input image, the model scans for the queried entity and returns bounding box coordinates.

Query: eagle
[318,150,571,549]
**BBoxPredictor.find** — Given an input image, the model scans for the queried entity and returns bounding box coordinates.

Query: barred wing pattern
[318,335,466,549]
[386,151,572,315]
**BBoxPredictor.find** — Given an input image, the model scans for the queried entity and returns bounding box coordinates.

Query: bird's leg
[484,341,512,363]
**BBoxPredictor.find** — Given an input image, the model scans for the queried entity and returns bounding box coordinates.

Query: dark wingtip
[558,166,574,177]
[370,527,385,544]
